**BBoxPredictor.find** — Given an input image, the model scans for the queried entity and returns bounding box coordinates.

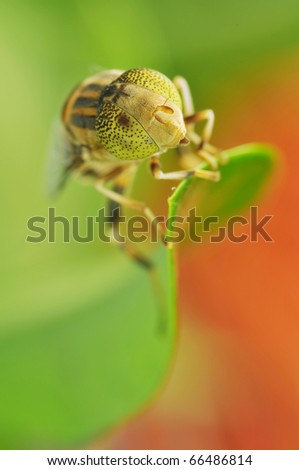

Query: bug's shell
[95,68,186,160]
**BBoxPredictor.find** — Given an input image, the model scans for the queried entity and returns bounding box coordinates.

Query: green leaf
[167,143,277,239]
[0,247,176,449]
[0,144,275,449]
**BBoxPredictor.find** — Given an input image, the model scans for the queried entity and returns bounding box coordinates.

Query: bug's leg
[185,110,221,169]
[95,180,166,244]
[106,187,152,268]
[106,186,167,333]
[173,76,201,169]
[173,76,225,168]
[204,142,229,163]
[150,156,220,182]
[185,109,215,144]
[173,76,195,120]
[174,78,215,146]
[185,110,228,167]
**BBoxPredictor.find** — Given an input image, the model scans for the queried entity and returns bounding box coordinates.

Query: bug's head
[96,68,188,160]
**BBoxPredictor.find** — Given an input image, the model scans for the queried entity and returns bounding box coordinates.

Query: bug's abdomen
[62,70,124,149]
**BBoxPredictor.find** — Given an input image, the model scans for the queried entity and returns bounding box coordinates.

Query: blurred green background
[1,0,299,449]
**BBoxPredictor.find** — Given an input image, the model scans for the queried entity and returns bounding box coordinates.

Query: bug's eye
[96,101,159,160]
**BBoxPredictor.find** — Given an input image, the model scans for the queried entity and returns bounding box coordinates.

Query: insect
[48,67,226,268]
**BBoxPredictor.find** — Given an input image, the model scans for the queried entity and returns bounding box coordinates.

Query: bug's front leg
[95,181,166,244]
[106,187,155,269]
[173,76,227,169]
[173,76,195,120]
[186,110,228,168]
[150,156,220,182]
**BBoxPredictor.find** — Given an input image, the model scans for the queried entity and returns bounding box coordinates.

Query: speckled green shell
[96,101,159,160]
[95,68,182,160]
[118,68,182,109]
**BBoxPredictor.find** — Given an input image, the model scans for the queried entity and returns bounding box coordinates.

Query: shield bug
[47,67,226,265]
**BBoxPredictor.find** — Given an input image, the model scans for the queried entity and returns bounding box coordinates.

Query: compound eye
[96,101,159,160]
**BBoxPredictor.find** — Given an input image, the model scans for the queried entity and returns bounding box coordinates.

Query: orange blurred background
[97,56,299,449]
